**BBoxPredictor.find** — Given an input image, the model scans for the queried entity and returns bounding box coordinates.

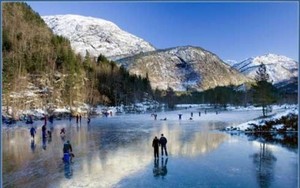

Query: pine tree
[252,63,277,117]
[165,87,176,109]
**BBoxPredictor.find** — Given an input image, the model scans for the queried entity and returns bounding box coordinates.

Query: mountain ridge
[42,14,156,59]
[117,46,251,91]
[42,14,298,92]
[232,53,298,84]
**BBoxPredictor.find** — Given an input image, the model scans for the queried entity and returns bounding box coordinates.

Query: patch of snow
[274,124,284,130]
[225,104,298,131]
[54,108,70,113]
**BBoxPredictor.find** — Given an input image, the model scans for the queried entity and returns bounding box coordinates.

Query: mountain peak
[254,53,295,64]
[42,14,156,59]
[233,53,298,84]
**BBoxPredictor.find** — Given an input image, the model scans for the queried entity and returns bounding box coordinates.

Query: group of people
[153,110,217,121]
[75,114,82,124]
[30,125,51,140]
[30,124,52,151]
[29,124,74,163]
[73,114,91,124]
[152,134,168,158]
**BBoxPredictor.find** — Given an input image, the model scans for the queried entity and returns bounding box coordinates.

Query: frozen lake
[2,108,298,188]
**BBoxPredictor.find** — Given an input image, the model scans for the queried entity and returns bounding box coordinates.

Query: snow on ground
[176,104,210,108]
[225,105,298,131]
[54,108,70,113]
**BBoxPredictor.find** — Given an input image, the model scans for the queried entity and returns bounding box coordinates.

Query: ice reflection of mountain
[3,118,228,188]
[56,122,228,187]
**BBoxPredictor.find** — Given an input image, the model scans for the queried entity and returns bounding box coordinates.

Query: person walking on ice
[160,134,168,157]
[63,140,74,163]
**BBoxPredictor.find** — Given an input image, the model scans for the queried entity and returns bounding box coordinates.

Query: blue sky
[27,1,299,62]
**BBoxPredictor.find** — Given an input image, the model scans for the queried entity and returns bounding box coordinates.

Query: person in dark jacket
[152,136,160,158]
[87,116,91,124]
[63,140,74,162]
[159,134,168,157]
[42,124,47,138]
[63,140,72,153]
[76,114,79,124]
[178,114,182,120]
[60,128,66,135]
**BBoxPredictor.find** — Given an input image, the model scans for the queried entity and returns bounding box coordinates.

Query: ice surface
[2,108,298,188]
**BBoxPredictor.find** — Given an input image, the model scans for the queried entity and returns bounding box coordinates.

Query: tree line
[158,63,295,117]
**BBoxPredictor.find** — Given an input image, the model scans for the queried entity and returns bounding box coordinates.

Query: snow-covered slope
[232,54,298,84]
[117,46,251,91]
[42,14,155,59]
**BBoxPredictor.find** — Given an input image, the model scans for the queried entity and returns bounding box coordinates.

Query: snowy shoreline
[2,103,297,132]
[223,104,298,133]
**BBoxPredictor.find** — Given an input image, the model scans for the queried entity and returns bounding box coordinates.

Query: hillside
[42,14,156,60]
[2,2,86,115]
[117,46,251,91]
[2,3,153,119]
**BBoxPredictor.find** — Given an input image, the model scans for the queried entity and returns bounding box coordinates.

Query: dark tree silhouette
[252,63,277,117]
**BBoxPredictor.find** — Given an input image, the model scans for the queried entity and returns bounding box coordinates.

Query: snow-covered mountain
[117,46,251,91]
[232,54,298,84]
[42,14,156,59]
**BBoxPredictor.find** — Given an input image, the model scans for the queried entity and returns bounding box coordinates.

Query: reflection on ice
[31,139,36,153]
[42,137,47,150]
[3,117,229,187]
[153,158,168,179]
[2,110,298,188]
[250,142,277,188]
[64,163,73,179]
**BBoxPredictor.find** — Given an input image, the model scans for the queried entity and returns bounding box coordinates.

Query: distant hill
[117,46,251,91]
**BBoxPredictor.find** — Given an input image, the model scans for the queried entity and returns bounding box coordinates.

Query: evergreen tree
[165,87,176,109]
[252,63,277,117]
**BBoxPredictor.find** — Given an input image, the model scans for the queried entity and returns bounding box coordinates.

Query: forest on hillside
[2,2,153,116]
